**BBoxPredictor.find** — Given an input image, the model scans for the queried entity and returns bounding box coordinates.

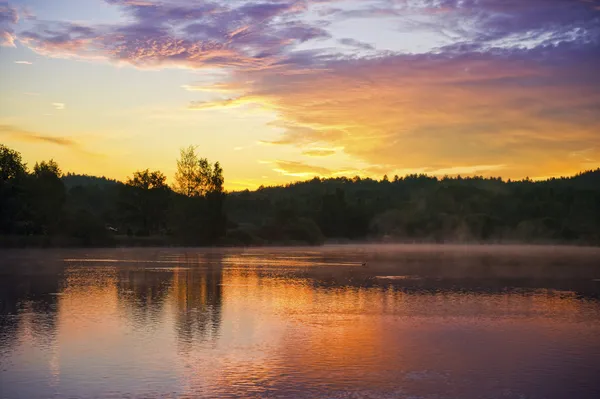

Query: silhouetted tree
[0,144,27,182]
[28,160,66,235]
[171,146,226,244]
[0,145,28,234]
[119,169,170,236]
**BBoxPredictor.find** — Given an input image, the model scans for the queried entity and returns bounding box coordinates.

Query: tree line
[1,143,599,247]
[227,172,600,246]
[0,144,225,247]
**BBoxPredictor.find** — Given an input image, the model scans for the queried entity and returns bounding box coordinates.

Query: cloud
[181,82,245,93]
[216,40,600,179]
[271,160,333,177]
[322,0,600,50]
[260,120,347,146]
[15,60,32,64]
[18,0,331,70]
[302,149,336,157]
[10,0,600,179]
[15,0,600,67]
[0,1,18,47]
[0,124,78,147]
[52,102,65,110]
[188,97,255,110]
[427,164,507,176]
[338,38,375,51]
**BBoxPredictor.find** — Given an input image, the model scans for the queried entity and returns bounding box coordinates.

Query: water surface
[1,244,600,399]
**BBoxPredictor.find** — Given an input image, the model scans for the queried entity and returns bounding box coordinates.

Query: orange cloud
[207,46,600,179]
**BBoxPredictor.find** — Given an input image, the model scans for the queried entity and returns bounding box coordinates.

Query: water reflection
[117,268,174,330]
[0,255,63,354]
[172,265,223,350]
[0,245,599,399]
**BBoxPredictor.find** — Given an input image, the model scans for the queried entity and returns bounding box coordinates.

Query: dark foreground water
[1,245,600,399]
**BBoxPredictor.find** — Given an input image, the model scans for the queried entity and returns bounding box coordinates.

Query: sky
[0,0,599,190]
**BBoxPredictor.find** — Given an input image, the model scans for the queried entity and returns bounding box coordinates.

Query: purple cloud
[0,1,18,46]
[16,0,600,71]
[319,0,599,49]
[410,0,600,48]
[19,0,331,69]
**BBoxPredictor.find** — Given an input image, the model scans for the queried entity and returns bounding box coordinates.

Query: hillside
[226,169,600,244]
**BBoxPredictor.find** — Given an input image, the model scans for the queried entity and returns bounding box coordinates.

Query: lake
[1,244,600,399]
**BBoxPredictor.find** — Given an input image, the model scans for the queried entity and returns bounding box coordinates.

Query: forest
[1,143,599,247]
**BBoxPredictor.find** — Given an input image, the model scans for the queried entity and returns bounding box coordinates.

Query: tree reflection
[172,263,223,351]
[116,269,174,330]
[0,254,64,352]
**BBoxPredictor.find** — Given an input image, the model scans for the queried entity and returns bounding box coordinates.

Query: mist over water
[1,244,600,399]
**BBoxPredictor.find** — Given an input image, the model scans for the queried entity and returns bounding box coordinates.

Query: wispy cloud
[52,102,65,110]
[0,124,103,158]
[188,96,267,111]
[338,38,375,51]
[302,149,336,157]
[0,124,77,147]
[272,160,333,177]
[181,82,245,94]
[428,164,507,176]
[15,60,33,65]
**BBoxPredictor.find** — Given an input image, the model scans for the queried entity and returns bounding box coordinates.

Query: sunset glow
[1,0,599,189]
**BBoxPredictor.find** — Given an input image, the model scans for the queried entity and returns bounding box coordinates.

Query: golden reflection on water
[1,247,600,399]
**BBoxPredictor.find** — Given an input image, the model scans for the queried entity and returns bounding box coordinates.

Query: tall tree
[174,146,224,197]
[0,145,28,234]
[174,146,200,196]
[29,160,66,235]
[171,146,226,244]
[120,169,170,236]
[127,169,168,191]
[0,144,27,182]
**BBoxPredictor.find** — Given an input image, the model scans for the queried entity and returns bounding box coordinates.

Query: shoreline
[1,236,599,250]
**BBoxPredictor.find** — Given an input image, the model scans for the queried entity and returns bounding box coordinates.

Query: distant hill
[223,169,600,245]
[62,173,121,189]
[61,169,600,193]
[539,168,600,190]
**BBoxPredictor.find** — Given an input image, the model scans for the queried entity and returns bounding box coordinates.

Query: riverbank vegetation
[1,144,599,247]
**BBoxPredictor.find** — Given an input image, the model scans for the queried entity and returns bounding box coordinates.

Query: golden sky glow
[1,0,599,190]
